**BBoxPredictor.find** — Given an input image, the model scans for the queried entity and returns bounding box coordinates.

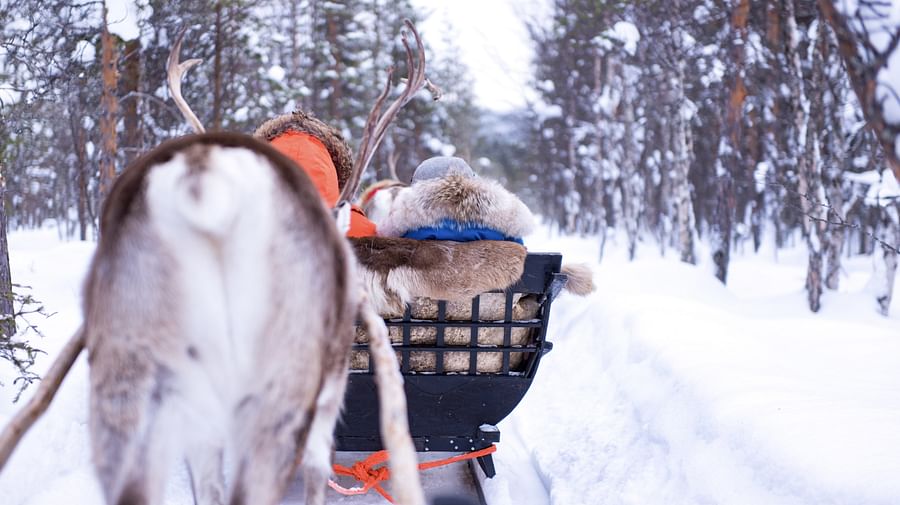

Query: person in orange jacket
[254,110,377,238]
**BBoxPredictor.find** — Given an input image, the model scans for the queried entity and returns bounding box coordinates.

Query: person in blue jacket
[374,156,535,245]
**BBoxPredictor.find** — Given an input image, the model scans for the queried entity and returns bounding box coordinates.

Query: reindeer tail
[561,263,596,296]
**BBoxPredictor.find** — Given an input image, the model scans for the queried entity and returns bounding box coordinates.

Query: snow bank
[488,230,900,505]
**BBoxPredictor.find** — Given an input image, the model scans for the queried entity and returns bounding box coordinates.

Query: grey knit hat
[411,156,476,183]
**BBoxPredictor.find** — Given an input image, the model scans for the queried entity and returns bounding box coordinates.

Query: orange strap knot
[328,444,498,504]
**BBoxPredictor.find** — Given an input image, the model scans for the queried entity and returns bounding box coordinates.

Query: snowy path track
[282,452,483,505]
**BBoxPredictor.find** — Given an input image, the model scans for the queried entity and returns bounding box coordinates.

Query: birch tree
[819,0,900,313]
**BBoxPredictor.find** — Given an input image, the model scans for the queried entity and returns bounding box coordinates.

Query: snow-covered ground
[1,226,898,504]
[485,229,900,505]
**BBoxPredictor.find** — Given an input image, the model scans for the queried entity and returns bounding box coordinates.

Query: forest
[1,0,898,335]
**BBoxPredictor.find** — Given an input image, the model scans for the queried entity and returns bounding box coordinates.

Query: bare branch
[819,0,900,181]
[766,182,900,254]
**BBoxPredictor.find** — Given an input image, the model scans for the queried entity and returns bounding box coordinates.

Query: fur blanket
[351,236,527,316]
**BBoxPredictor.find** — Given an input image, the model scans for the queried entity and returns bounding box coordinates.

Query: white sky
[412,0,548,112]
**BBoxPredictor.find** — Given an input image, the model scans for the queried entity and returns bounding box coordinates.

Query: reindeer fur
[83,132,356,505]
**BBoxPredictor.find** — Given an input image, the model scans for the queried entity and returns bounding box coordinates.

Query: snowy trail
[490,246,900,505]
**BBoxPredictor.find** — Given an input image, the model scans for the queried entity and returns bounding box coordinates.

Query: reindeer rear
[83,132,356,505]
[0,20,435,505]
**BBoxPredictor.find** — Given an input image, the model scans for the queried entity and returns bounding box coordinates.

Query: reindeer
[0,21,435,505]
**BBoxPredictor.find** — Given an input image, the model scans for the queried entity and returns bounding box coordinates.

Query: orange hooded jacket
[269,131,376,238]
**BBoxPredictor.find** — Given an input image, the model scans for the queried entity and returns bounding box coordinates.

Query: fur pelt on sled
[351,236,527,316]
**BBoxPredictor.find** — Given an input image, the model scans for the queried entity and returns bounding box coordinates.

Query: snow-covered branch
[819,0,900,181]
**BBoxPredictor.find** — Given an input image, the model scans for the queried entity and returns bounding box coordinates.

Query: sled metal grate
[350,253,563,378]
[337,253,565,476]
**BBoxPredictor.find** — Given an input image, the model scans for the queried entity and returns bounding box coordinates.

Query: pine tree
[530,0,624,233]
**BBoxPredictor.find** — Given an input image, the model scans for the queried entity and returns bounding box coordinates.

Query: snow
[840,0,900,125]
[0,87,22,107]
[754,161,770,192]
[533,102,563,122]
[71,40,96,64]
[2,226,899,504]
[268,64,287,82]
[486,230,900,505]
[608,22,640,56]
[104,0,141,41]
[846,169,900,206]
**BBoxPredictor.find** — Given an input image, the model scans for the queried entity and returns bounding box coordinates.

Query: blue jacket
[402,218,524,245]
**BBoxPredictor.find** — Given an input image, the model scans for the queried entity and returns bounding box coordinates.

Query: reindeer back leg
[89,345,179,505]
[301,360,352,505]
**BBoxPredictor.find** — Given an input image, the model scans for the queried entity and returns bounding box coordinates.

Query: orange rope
[328,444,498,503]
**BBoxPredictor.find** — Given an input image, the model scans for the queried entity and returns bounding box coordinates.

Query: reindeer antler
[167,28,205,134]
[336,19,440,205]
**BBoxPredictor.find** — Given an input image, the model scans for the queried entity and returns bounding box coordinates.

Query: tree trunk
[673,59,697,265]
[593,51,608,258]
[869,204,899,316]
[766,0,788,254]
[822,26,845,290]
[656,120,673,257]
[712,177,735,282]
[122,39,142,167]
[712,0,749,283]
[99,6,120,206]
[824,185,844,289]
[289,0,300,87]
[621,82,640,261]
[326,11,342,121]
[69,114,89,241]
[213,2,224,131]
[0,164,14,339]
[788,0,827,312]
[751,188,765,252]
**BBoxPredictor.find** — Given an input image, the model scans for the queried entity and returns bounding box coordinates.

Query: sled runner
[336,252,567,479]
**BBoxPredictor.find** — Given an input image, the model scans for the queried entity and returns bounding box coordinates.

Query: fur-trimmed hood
[375,175,535,239]
[254,110,353,189]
